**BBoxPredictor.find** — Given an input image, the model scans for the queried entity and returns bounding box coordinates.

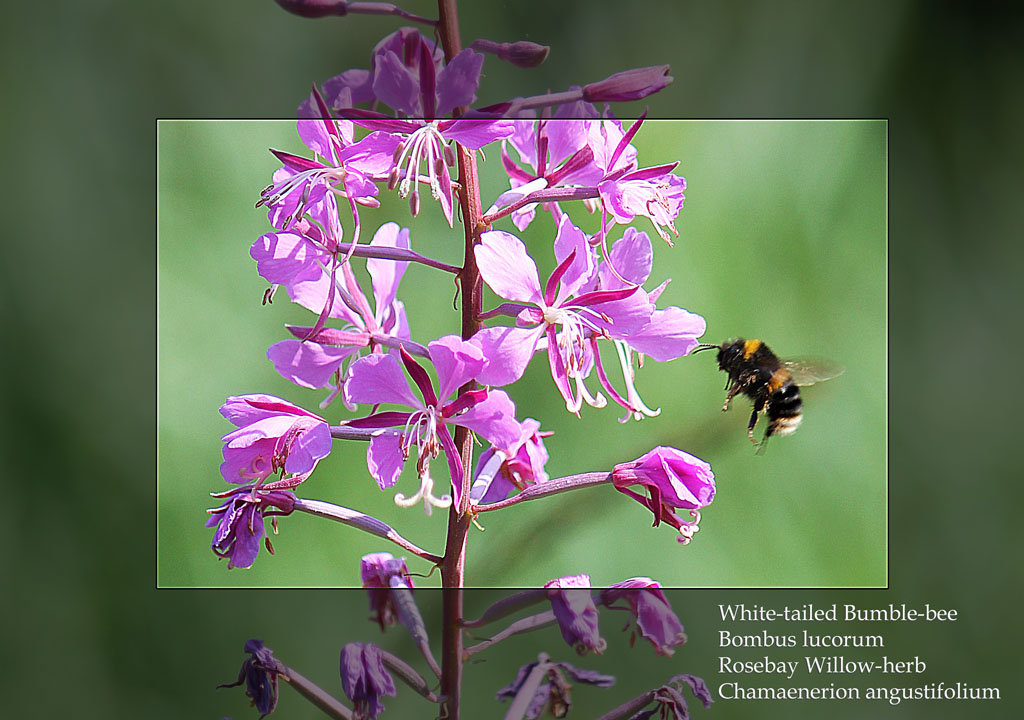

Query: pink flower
[266,222,412,407]
[342,335,521,510]
[206,483,296,569]
[219,394,332,486]
[599,578,687,656]
[469,418,552,504]
[490,116,603,231]
[361,552,413,631]
[545,575,606,655]
[472,216,653,414]
[611,447,715,544]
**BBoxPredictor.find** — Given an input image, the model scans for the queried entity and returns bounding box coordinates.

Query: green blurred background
[157,119,885,588]
[7,0,1023,718]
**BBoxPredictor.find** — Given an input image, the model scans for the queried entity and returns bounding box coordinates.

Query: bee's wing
[782,358,845,386]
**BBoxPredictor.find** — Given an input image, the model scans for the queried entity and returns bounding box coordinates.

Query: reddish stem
[436,3,478,719]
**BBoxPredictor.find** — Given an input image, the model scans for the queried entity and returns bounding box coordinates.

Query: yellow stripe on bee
[742,339,762,359]
[768,368,792,392]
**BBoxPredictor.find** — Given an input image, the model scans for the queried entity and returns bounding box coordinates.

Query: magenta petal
[551,216,597,303]
[220,394,323,426]
[454,389,522,448]
[372,51,421,116]
[471,325,545,387]
[344,353,422,409]
[366,223,410,319]
[268,339,356,389]
[602,227,653,288]
[475,231,544,304]
[435,49,484,116]
[429,335,486,400]
[436,424,464,505]
[340,131,402,176]
[250,231,327,287]
[284,419,332,475]
[439,119,515,149]
[621,307,706,361]
[297,119,339,161]
[367,432,404,489]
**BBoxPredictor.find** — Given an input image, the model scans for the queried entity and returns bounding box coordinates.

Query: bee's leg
[746,408,760,444]
[722,382,743,411]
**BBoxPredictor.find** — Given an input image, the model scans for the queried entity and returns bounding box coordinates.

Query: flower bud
[470,38,551,68]
[611,446,715,544]
[274,0,349,18]
[583,65,673,103]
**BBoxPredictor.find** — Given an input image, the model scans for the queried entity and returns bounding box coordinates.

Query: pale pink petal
[429,335,486,401]
[475,231,544,304]
[250,231,327,287]
[471,325,545,387]
[344,353,422,409]
[621,307,706,361]
[602,227,653,288]
[367,432,404,489]
[366,223,411,321]
[551,216,597,303]
[453,389,522,448]
[284,420,332,475]
[267,339,358,389]
[435,49,484,116]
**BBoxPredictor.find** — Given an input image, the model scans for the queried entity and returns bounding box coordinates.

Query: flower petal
[429,335,486,400]
[475,230,544,304]
[435,49,485,116]
[621,307,706,361]
[367,432,404,489]
[452,389,521,448]
[344,353,421,409]
[471,325,545,387]
[366,223,411,321]
[268,339,357,389]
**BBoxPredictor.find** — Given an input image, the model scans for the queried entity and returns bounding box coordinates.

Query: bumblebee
[693,338,842,448]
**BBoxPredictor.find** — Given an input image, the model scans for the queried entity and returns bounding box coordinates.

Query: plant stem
[436,3,476,719]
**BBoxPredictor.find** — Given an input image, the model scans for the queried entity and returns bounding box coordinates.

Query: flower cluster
[205,7,716,586]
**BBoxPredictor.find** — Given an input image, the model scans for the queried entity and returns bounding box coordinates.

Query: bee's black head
[717,338,746,372]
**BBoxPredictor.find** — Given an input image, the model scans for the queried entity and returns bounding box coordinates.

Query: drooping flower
[206,483,297,569]
[611,447,715,544]
[631,675,714,720]
[361,552,413,631]
[470,418,551,505]
[472,216,653,414]
[218,639,284,718]
[340,643,397,720]
[496,659,615,719]
[266,222,412,407]
[599,578,687,656]
[219,394,332,486]
[342,335,522,510]
[545,574,606,655]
